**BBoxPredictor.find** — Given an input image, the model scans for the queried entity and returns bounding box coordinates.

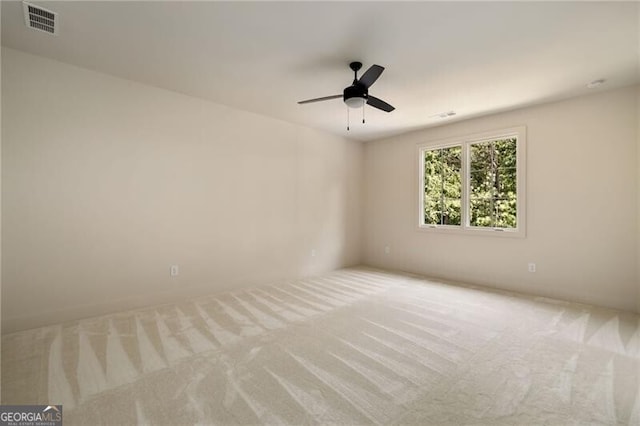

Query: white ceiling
[2,1,639,141]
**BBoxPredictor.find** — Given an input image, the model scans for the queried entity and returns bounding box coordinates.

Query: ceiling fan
[298,62,395,113]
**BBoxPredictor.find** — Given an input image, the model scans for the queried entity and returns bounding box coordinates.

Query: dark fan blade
[367,95,395,112]
[298,94,342,104]
[358,64,384,88]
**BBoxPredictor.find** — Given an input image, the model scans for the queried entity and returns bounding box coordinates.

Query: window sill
[417,224,525,238]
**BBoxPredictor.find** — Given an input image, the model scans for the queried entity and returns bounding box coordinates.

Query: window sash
[423,146,462,226]
[467,137,518,230]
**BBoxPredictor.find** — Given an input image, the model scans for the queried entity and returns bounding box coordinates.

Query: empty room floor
[2,268,639,425]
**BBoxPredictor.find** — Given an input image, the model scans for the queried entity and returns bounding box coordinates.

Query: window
[418,127,526,236]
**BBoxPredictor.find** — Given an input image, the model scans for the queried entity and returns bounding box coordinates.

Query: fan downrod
[350,61,362,82]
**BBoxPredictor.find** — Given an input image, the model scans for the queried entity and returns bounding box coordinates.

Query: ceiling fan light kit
[344,96,365,109]
[298,61,395,130]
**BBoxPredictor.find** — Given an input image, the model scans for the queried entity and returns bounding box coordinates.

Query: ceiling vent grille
[23,2,57,35]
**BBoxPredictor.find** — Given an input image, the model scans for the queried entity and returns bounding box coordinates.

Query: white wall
[637,85,640,313]
[0,3,3,400]
[3,47,638,336]
[364,86,639,313]
[636,4,640,316]
[1,48,363,332]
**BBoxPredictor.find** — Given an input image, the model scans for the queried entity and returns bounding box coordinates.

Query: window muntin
[418,128,525,236]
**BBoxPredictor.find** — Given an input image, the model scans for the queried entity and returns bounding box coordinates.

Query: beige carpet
[2,267,639,425]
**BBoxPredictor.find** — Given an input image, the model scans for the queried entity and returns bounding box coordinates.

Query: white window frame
[417,126,526,238]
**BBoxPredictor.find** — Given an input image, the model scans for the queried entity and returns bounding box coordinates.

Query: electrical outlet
[384,245,391,254]
[170,265,179,276]
[528,263,536,273]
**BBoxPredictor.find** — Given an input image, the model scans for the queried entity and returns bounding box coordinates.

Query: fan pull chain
[362,100,366,124]
[347,106,350,131]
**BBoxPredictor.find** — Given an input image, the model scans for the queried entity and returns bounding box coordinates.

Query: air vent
[23,2,57,35]
[430,111,457,119]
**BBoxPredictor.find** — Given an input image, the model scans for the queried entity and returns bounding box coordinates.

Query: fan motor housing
[343,84,367,108]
